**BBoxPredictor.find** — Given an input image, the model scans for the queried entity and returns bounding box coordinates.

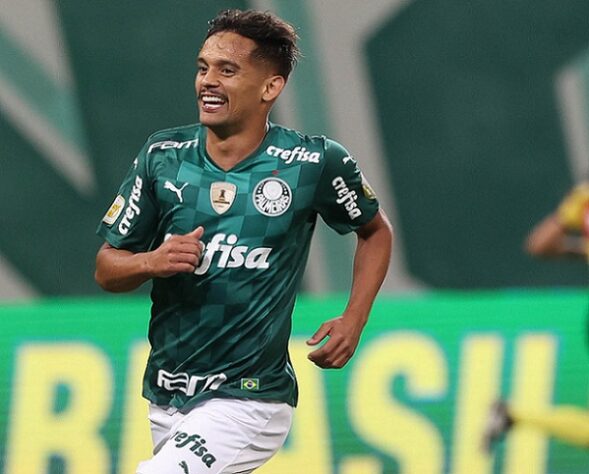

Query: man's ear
[262,75,286,102]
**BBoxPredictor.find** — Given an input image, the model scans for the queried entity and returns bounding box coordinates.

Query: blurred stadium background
[1,0,589,472]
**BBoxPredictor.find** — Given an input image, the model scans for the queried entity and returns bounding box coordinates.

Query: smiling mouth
[200,94,227,112]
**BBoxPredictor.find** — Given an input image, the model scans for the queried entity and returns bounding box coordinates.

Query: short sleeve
[557,182,589,231]
[96,142,160,252]
[314,139,380,234]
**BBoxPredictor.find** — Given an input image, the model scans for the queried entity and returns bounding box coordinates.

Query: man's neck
[205,121,269,171]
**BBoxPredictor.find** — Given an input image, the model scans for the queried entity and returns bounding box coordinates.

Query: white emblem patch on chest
[253,177,292,216]
[210,182,237,214]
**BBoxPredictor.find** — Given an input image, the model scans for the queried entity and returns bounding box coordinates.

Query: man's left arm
[307,209,393,368]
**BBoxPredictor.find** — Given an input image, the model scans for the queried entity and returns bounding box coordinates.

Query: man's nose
[200,69,220,86]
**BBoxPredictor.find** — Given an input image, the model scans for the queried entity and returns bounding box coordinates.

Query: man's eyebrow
[197,57,241,70]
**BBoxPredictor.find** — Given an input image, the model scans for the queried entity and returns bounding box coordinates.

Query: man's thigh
[137,398,293,474]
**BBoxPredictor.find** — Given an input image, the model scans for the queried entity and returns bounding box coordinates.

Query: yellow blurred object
[557,182,589,231]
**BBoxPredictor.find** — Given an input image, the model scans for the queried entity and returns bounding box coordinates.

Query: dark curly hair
[206,9,300,80]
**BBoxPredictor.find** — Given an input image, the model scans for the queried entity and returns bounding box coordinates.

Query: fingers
[161,239,203,260]
[186,226,204,240]
[307,318,360,369]
[168,249,201,267]
[165,261,199,275]
[151,249,200,277]
[308,336,353,369]
[306,322,331,346]
[171,241,203,255]
[308,346,332,368]
[150,228,205,277]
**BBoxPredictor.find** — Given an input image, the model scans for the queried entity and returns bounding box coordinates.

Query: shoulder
[269,123,336,150]
[133,124,201,177]
[266,124,351,167]
[143,123,201,154]
[147,122,201,140]
[322,137,353,162]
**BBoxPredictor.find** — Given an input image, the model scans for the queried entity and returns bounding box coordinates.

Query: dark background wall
[1,0,588,297]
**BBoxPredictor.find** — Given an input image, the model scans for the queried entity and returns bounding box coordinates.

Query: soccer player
[482,182,589,451]
[95,9,393,474]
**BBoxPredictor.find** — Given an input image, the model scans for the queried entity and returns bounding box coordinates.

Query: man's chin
[199,115,224,127]
[200,118,235,137]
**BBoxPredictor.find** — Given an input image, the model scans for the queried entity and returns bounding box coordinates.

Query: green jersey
[97,122,379,410]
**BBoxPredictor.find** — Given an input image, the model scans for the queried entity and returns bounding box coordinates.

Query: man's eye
[222,68,235,75]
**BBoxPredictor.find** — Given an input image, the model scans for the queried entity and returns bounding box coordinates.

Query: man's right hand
[147,226,205,277]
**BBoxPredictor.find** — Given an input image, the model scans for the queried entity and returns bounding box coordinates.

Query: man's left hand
[306,316,364,369]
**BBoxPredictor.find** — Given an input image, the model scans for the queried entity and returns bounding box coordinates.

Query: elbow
[524,233,560,258]
[95,244,126,292]
[386,218,394,245]
[94,250,145,293]
[94,253,110,291]
[525,239,544,257]
[380,210,394,251]
[94,257,125,293]
[524,214,566,258]
[95,273,128,293]
[94,268,116,292]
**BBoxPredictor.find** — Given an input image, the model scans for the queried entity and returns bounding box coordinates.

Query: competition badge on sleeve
[360,173,377,200]
[102,195,125,225]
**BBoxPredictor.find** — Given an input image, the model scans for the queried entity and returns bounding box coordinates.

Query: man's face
[196,32,275,132]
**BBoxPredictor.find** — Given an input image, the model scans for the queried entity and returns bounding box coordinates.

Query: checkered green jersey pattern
[97,122,379,409]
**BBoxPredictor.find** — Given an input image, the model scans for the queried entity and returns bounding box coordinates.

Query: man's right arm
[526,183,589,259]
[95,227,205,292]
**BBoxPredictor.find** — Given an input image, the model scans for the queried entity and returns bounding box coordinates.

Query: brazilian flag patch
[240,378,260,391]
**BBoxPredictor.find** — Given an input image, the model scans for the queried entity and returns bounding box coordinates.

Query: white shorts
[136,398,293,474]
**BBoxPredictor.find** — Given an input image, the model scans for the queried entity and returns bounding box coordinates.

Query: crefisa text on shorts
[173,431,217,468]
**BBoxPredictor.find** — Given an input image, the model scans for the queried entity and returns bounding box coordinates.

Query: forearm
[526,213,586,258]
[345,210,393,322]
[306,211,392,369]
[95,244,153,293]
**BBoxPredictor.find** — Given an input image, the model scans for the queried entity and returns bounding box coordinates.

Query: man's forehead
[199,32,256,61]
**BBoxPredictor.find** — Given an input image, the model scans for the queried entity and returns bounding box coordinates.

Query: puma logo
[179,460,190,474]
[164,181,188,203]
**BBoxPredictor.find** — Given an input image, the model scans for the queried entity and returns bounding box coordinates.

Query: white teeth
[202,95,225,104]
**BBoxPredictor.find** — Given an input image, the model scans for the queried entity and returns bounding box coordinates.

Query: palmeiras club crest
[210,182,237,214]
[253,177,292,216]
